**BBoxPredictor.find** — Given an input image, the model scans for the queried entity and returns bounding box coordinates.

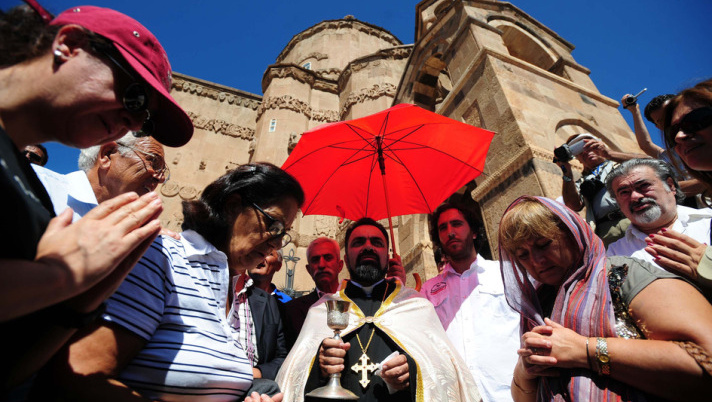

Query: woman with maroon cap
[0,2,192,392]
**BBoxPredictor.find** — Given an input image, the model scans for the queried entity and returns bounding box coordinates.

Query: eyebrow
[615,179,650,193]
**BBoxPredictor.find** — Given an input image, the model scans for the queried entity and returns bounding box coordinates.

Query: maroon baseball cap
[51,6,193,147]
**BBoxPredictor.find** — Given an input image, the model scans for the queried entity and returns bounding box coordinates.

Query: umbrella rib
[363,152,380,218]
[385,138,487,171]
[383,148,437,214]
[300,140,377,216]
[283,138,373,170]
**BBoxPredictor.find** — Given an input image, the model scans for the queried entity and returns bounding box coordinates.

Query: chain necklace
[350,281,389,388]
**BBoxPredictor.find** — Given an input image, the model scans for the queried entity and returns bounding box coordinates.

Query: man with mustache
[277,218,479,401]
[283,237,344,350]
[420,203,520,402]
[33,131,167,222]
[606,158,712,268]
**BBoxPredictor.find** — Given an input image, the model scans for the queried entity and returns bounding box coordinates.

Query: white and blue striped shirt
[104,230,253,401]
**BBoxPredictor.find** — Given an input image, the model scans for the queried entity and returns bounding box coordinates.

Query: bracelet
[595,337,611,376]
[512,376,536,394]
[585,337,592,370]
[562,175,573,182]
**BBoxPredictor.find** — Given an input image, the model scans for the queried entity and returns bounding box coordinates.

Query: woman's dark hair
[0,5,58,67]
[182,162,305,250]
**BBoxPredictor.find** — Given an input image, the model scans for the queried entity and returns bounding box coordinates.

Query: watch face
[599,355,610,363]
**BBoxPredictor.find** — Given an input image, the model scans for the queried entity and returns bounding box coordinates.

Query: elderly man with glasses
[32,131,168,222]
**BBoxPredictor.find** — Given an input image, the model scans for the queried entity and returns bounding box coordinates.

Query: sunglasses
[251,203,292,248]
[667,107,712,139]
[91,42,155,136]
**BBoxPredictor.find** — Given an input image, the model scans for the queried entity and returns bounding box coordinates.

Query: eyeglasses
[91,42,155,136]
[667,107,712,139]
[116,142,170,181]
[251,203,291,248]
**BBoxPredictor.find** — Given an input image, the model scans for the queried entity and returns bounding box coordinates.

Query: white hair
[77,132,140,171]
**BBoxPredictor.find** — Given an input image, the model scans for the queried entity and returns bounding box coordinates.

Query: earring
[53,49,63,64]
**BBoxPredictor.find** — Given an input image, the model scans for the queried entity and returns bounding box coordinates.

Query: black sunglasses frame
[251,203,292,248]
[667,107,712,139]
[90,42,154,136]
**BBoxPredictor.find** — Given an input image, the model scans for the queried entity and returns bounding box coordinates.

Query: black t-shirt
[0,126,54,259]
[0,127,56,386]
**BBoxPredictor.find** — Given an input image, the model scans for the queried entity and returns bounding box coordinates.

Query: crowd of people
[1,2,711,402]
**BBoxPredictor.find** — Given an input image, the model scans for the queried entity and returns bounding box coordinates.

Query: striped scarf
[499,196,645,402]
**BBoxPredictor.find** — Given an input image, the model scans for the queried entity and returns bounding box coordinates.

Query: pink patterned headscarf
[499,196,645,401]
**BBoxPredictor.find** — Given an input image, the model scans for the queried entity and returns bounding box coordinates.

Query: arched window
[489,19,562,77]
[413,55,451,111]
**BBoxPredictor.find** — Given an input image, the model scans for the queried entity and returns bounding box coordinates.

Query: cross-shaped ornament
[351,352,379,388]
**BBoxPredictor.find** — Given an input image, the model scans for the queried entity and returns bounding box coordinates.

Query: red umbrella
[282,103,494,254]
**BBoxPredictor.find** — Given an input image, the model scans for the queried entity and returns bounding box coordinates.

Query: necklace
[350,281,389,388]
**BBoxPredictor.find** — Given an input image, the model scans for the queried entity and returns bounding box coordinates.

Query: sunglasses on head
[667,107,712,139]
[90,42,155,137]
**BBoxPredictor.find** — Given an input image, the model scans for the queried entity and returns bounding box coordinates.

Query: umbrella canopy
[282,103,494,224]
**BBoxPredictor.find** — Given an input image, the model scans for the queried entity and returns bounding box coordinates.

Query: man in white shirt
[420,203,520,402]
[33,132,167,221]
[606,158,712,267]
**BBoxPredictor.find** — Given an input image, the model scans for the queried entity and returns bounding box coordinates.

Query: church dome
[275,16,403,73]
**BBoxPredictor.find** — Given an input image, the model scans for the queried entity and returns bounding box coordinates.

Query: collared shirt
[230,277,259,367]
[420,256,520,402]
[32,166,98,221]
[607,205,712,269]
[104,230,253,401]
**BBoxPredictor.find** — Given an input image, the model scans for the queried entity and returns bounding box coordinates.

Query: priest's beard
[349,261,386,287]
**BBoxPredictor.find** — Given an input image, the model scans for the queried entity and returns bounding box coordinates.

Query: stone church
[160,0,639,294]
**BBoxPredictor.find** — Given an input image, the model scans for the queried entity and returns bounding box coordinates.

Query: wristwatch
[596,337,610,375]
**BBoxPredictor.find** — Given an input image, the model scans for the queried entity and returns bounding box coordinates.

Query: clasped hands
[319,337,410,391]
[35,191,162,314]
[517,318,590,381]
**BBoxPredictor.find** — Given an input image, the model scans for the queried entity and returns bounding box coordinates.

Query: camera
[622,88,647,108]
[553,134,597,163]
[580,178,605,201]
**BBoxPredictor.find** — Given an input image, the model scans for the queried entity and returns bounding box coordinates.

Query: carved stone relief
[160,182,180,197]
[173,77,260,109]
[187,111,255,140]
[340,83,397,119]
[263,65,339,94]
[288,132,300,154]
[257,95,340,123]
[179,186,199,200]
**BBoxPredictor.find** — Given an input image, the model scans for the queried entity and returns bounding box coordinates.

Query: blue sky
[9,0,711,173]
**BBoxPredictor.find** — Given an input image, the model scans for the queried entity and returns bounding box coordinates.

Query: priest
[276,218,480,402]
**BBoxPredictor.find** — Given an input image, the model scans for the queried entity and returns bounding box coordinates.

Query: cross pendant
[351,352,379,388]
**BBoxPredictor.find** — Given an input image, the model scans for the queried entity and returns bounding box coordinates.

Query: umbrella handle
[380,169,397,256]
